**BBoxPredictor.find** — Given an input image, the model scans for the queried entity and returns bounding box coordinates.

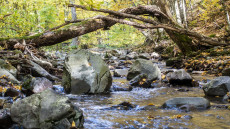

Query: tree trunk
[182,0,188,28]
[156,0,198,55]
[70,0,79,47]
[221,0,230,30]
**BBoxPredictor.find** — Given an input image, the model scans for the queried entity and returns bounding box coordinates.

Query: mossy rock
[21,75,33,90]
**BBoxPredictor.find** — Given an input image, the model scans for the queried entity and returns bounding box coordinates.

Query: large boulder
[10,89,84,129]
[166,69,193,86]
[203,76,230,96]
[127,59,161,81]
[162,97,210,110]
[62,49,112,94]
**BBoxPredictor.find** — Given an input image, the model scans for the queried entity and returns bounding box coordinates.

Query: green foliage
[1,0,145,51]
[198,0,222,23]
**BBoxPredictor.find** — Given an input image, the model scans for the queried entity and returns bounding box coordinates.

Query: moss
[61,67,71,94]
[0,37,10,41]
[13,50,22,54]
[209,34,216,38]
[173,32,195,55]
[22,75,33,90]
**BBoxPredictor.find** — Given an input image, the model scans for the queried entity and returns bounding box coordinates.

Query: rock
[162,97,210,110]
[0,68,19,84]
[30,77,53,93]
[4,88,20,97]
[138,53,151,60]
[151,52,160,59]
[0,97,7,109]
[0,109,13,129]
[103,101,137,110]
[222,94,230,103]
[114,69,128,77]
[129,74,152,88]
[203,76,230,96]
[166,69,193,86]
[62,49,112,94]
[111,56,118,60]
[10,89,84,129]
[30,61,59,81]
[110,49,121,56]
[0,59,17,77]
[222,68,230,76]
[127,59,161,81]
[166,58,182,67]
[126,52,138,59]
[21,75,33,90]
[140,105,157,110]
[111,85,132,92]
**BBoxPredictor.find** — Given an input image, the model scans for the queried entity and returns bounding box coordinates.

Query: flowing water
[67,62,230,129]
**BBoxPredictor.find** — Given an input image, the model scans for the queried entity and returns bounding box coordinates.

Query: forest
[0,0,230,129]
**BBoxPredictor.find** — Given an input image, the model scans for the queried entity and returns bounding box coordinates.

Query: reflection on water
[69,77,230,129]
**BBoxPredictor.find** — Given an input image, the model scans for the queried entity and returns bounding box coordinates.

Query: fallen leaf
[72,121,76,127]
[148,103,155,106]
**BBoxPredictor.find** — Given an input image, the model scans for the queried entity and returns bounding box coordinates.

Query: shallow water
[69,77,230,129]
[66,61,230,129]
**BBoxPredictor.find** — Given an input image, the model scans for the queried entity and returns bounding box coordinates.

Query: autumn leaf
[72,121,76,127]
[171,115,182,119]
[147,115,155,119]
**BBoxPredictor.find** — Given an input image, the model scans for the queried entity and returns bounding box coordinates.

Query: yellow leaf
[142,78,146,82]
[14,85,22,90]
[171,115,182,119]
[13,97,17,100]
[201,71,207,76]
[162,75,166,80]
[148,103,155,106]
[147,115,155,119]
[72,121,76,127]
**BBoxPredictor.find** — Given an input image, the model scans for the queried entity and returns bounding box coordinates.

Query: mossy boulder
[10,89,84,129]
[62,49,112,94]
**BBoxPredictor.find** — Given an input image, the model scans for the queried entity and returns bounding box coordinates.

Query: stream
[66,62,230,129]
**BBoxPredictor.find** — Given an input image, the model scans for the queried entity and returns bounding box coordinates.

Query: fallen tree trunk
[0,5,228,55]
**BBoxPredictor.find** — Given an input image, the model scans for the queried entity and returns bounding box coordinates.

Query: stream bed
[68,77,230,129]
